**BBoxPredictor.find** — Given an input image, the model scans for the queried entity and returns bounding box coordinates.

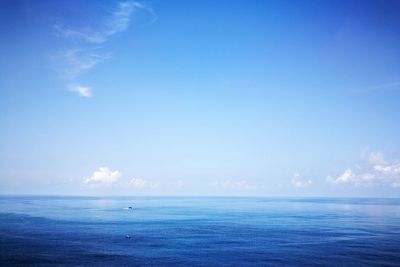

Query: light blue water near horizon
[1,196,400,266]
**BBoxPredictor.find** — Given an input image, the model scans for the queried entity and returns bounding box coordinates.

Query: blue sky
[1,0,400,196]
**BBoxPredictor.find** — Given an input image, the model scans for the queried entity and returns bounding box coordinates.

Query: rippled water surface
[1,196,400,266]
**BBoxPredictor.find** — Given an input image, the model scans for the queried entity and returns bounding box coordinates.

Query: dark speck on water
[1,196,400,266]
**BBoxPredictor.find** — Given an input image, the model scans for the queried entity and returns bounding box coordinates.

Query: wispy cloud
[105,1,155,36]
[55,48,110,80]
[291,173,312,188]
[54,25,107,44]
[54,1,154,44]
[69,85,92,98]
[128,178,160,189]
[84,167,121,185]
[327,151,400,188]
[53,1,155,97]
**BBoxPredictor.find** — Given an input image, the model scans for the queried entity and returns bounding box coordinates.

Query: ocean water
[1,196,400,266]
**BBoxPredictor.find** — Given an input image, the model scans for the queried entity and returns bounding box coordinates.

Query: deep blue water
[1,196,400,266]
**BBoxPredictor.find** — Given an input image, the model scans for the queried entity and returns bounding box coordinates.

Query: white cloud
[211,180,256,190]
[291,173,312,188]
[327,152,400,188]
[84,167,121,185]
[128,178,159,189]
[69,85,92,98]
[327,169,354,184]
[373,163,400,175]
[53,1,155,95]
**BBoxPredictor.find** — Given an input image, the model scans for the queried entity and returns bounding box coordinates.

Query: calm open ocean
[1,196,400,266]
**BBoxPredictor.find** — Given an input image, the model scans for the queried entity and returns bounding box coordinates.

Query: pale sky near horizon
[1,0,400,196]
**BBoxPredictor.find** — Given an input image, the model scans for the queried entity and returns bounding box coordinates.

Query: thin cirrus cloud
[54,1,153,45]
[291,173,312,188]
[53,1,156,97]
[84,167,121,185]
[327,151,400,188]
[55,48,111,80]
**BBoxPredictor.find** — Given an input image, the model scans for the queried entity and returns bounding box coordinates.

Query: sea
[1,196,400,266]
